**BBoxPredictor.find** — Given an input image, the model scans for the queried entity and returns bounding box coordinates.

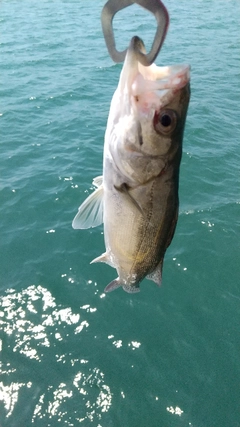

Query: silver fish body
[73,39,190,293]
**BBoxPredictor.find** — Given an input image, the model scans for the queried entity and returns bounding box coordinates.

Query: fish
[73,36,190,294]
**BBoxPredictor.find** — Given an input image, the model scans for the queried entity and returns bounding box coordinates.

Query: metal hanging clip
[101,0,169,66]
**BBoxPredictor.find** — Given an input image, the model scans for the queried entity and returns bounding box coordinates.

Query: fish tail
[104,278,140,293]
[123,284,140,294]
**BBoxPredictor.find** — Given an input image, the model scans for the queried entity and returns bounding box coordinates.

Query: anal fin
[91,252,115,268]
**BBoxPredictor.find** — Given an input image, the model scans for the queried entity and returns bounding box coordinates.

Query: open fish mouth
[116,36,190,118]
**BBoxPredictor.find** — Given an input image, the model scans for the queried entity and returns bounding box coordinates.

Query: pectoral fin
[72,184,103,229]
[92,175,103,188]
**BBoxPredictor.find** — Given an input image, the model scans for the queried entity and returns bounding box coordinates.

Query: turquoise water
[1,0,240,426]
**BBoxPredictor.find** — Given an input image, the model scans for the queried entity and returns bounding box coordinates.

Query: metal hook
[101,0,169,66]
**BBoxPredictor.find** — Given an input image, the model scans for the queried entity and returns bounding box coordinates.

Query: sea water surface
[1,1,240,426]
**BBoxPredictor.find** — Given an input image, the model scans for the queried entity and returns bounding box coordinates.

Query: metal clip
[101,0,169,66]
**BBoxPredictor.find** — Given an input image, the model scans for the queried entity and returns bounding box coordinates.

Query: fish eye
[154,109,178,135]
[160,114,172,127]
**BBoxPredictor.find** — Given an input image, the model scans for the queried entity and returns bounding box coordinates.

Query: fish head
[105,37,190,184]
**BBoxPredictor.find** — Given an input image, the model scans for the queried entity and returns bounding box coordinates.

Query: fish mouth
[117,37,190,115]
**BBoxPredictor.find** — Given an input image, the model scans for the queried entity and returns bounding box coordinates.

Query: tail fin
[104,278,140,294]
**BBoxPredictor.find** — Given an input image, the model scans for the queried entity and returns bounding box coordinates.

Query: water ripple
[0,285,112,424]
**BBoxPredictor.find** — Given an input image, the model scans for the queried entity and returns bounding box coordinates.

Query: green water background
[1,0,240,426]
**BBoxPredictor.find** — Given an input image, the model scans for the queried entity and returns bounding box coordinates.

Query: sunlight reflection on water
[0,285,112,424]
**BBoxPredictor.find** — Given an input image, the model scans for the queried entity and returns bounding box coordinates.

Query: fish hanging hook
[101,0,169,66]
